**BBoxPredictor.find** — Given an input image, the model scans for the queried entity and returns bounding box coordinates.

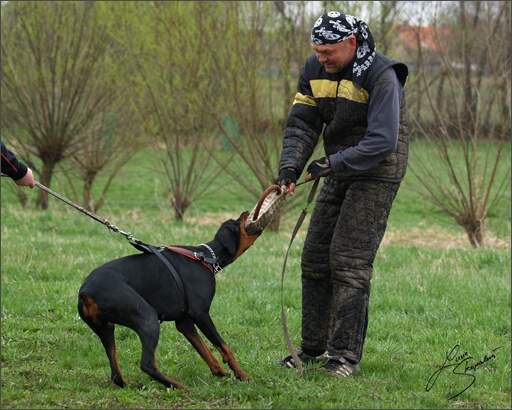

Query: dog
[78,211,261,390]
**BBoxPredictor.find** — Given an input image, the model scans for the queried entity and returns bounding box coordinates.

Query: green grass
[1,146,510,409]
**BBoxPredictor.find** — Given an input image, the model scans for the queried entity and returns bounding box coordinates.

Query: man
[275,12,408,377]
[1,142,36,188]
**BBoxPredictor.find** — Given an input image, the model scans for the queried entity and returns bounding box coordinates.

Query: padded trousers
[300,177,400,364]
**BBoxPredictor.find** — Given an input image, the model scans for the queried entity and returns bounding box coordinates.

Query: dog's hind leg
[79,291,187,390]
[116,297,188,390]
[175,317,229,377]
[78,294,126,387]
[191,314,250,381]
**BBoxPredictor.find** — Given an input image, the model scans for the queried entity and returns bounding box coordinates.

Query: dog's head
[214,211,262,266]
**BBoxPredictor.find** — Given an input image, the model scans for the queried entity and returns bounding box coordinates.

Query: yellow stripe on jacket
[293,79,369,106]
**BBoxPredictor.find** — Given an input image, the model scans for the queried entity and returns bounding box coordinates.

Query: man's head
[311,36,356,74]
[311,11,376,77]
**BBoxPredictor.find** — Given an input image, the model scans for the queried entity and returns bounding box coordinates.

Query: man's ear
[233,211,262,260]
[348,34,357,51]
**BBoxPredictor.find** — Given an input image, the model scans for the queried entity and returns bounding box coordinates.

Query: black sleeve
[1,142,28,180]
[278,59,324,178]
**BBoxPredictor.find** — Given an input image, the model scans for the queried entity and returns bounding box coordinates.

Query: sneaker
[277,348,327,368]
[319,356,360,377]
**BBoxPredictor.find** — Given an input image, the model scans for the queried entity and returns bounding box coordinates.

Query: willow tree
[1,1,128,210]
[408,1,511,247]
[116,1,224,220]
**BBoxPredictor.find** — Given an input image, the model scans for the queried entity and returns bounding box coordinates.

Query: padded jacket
[278,52,409,182]
[1,142,29,181]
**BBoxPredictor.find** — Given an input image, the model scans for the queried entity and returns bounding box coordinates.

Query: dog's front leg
[175,317,229,377]
[213,343,250,382]
[192,315,250,382]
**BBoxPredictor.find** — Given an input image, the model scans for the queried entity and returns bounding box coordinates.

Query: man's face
[311,36,356,73]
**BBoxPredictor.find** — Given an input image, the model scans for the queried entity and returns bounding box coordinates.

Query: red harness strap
[166,246,216,275]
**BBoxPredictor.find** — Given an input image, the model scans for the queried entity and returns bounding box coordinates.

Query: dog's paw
[212,369,230,378]
[235,371,250,382]
[111,375,126,388]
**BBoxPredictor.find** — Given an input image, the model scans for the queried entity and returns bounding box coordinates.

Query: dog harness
[128,241,223,314]
[166,245,222,275]
[130,241,221,275]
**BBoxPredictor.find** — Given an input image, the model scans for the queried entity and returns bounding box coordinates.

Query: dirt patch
[382,225,510,250]
[186,213,510,251]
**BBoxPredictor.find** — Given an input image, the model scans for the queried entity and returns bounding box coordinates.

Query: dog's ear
[233,211,262,261]
[217,220,239,256]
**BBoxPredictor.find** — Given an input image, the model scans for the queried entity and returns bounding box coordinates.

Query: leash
[2,174,193,306]
[1,174,143,244]
[280,178,319,376]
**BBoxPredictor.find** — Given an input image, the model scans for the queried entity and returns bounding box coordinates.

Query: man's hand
[306,157,332,180]
[14,168,35,188]
[274,168,297,195]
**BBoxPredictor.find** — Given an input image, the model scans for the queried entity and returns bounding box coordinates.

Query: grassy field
[1,145,510,409]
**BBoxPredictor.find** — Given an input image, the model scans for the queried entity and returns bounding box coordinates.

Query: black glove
[306,157,332,180]
[274,168,297,187]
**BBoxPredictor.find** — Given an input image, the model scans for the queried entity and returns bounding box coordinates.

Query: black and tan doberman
[78,211,261,389]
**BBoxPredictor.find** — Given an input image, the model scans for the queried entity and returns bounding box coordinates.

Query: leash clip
[212,263,223,275]
[193,251,204,261]
[199,243,223,275]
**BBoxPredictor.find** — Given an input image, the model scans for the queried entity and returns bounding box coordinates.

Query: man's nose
[316,53,326,63]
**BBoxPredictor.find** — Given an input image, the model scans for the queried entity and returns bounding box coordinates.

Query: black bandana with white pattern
[311,11,376,77]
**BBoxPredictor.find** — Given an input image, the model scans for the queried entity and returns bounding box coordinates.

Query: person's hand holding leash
[306,157,332,181]
[14,168,35,188]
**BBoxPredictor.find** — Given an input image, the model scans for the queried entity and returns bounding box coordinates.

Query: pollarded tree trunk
[36,161,57,210]
[459,215,484,248]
